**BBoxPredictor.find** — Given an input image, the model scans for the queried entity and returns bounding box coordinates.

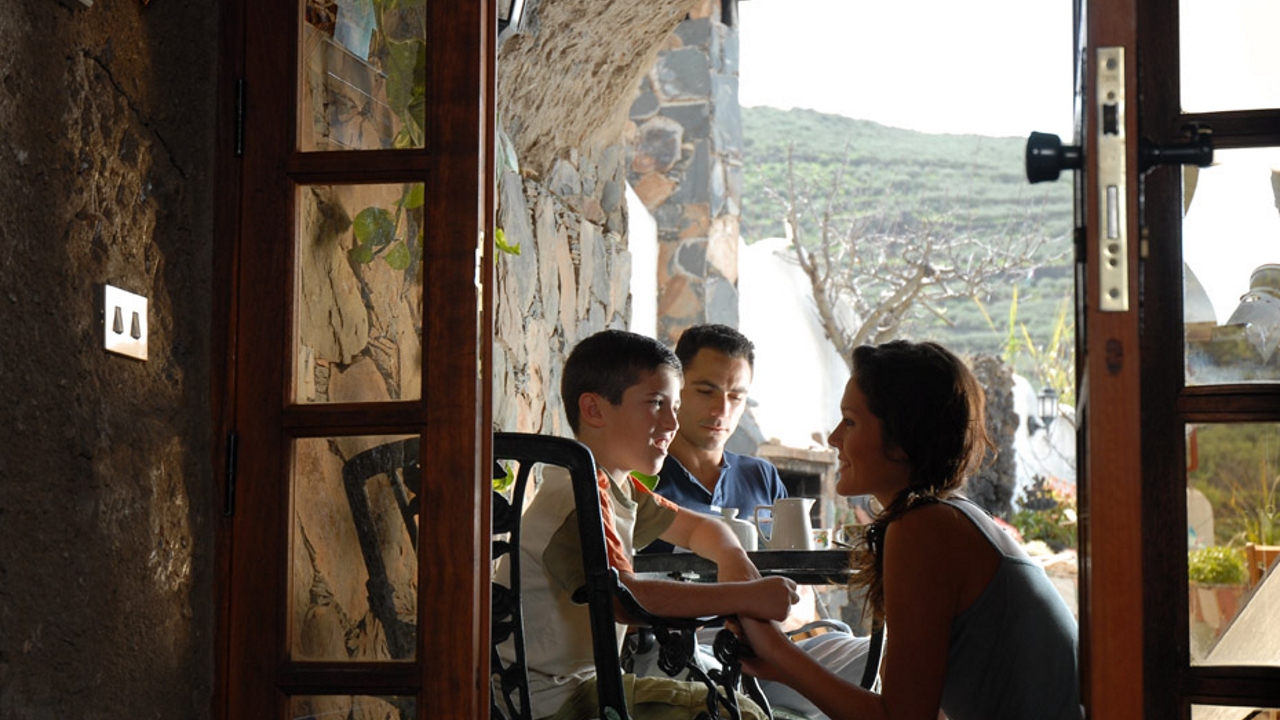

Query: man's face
[676,348,752,454]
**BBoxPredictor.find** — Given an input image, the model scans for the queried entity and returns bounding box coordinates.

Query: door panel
[1080,0,1280,712]
[216,1,492,718]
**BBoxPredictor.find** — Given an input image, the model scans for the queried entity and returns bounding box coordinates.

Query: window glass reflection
[1183,149,1280,384]
[1186,423,1280,667]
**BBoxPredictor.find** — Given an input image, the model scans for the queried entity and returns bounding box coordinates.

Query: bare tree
[768,145,1062,369]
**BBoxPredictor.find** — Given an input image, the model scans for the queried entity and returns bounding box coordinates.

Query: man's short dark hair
[561,329,682,434]
[673,323,755,369]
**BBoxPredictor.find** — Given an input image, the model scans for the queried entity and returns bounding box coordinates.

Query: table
[633,549,855,586]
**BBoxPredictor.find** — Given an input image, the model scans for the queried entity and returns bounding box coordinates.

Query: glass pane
[1186,423,1280,666]
[1180,0,1280,113]
[1191,704,1280,720]
[290,695,415,719]
[1183,148,1280,385]
[291,435,419,661]
[294,183,424,404]
[300,0,427,151]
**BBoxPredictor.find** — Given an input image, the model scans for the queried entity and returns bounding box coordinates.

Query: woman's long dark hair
[845,341,994,619]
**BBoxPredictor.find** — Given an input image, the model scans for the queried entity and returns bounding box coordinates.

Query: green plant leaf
[384,37,425,123]
[384,241,411,270]
[401,184,424,210]
[495,227,521,256]
[493,462,515,493]
[349,242,375,265]
[353,207,396,249]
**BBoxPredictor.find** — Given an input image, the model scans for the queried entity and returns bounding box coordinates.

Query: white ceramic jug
[754,498,816,550]
[720,507,758,551]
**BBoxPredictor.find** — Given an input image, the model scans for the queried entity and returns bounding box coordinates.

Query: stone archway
[492,0,740,432]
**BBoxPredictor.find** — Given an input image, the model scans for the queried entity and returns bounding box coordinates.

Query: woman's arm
[738,505,977,720]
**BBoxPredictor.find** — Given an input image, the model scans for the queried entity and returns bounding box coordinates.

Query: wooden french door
[1072,0,1280,717]
[213,2,494,718]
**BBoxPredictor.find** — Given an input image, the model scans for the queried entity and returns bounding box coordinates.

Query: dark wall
[0,0,217,717]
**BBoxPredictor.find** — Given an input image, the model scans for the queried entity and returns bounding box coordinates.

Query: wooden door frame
[211,1,495,717]
[1080,0,1145,718]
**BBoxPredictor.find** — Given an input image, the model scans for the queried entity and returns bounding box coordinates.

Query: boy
[504,329,798,720]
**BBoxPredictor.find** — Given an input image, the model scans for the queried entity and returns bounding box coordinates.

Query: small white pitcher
[754,497,816,550]
[720,507,758,551]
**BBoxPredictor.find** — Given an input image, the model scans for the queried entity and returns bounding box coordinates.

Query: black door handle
[1026,131,1083,184]
[1140,127,1213,172]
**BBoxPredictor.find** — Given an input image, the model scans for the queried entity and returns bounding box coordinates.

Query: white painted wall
[739,237,850,449]
[626,183,658,339]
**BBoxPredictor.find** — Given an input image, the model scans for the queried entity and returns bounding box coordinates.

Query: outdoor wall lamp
[1037,387,1060,432]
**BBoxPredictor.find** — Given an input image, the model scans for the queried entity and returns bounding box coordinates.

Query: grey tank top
[936,497,1082,720]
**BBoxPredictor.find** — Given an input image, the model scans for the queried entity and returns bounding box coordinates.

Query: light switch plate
[103,284,148,361]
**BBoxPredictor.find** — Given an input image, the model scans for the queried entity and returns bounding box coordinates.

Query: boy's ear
[578,392,609,429]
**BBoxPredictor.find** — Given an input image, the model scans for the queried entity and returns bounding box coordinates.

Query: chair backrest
[1245,543,1280,588]
[341,437,421,660]
[491,432,631,720]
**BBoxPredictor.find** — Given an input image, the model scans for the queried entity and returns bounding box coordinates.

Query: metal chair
[341,437,421,660]
[491,432,767,720]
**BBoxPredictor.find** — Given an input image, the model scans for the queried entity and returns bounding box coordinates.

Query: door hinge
[223,430,239,517]
[234,78,246,158]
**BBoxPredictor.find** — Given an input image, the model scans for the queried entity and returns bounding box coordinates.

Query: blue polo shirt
[639,451,787,554]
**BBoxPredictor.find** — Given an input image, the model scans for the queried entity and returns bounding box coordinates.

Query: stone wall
[0,0,217,717]
[493,0,703,432]
[626,0,743,346]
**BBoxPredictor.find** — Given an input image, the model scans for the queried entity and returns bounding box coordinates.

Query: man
[642,323,788,553]
[632,325,871,720]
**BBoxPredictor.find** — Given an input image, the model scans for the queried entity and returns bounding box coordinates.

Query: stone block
[629,81,660,120]
[536,193,562,328]
[632,115,684,175]
[547,157,582,198]
[556,226,579,343]
[661,102,711,139]
[705,275,740,328]
[654,47,712,102]
[676,237,708,277]
[658,273,702,322]
[675,17,712,47]
[679,203,711,240]
[712,75,743,154]
[632,172,678,211]
[706,215,739,282]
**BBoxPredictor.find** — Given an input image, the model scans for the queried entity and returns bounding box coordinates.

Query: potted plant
[1187,545,1248,659]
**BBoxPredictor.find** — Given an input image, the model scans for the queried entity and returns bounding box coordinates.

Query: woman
[737,340,1080,720]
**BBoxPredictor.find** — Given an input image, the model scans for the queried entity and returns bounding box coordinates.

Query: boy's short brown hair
[561,329,681,434]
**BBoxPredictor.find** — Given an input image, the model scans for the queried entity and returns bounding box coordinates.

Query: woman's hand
[732,617,795,683]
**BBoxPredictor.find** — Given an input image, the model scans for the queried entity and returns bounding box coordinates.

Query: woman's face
[828,376,911,504]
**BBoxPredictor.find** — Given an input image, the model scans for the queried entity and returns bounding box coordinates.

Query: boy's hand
[741,576,800,621]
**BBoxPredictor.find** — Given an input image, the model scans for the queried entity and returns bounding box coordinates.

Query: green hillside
[740,106,1077,381]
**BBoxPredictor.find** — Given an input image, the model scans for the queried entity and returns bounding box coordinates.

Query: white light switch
[104,285,148,361]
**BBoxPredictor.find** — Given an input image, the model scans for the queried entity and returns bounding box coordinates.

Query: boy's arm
[659,508,759,582]
[616,568,798,622]
[615,509,797,621]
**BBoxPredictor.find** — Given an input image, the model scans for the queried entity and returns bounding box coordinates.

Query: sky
[737,0,1077,139]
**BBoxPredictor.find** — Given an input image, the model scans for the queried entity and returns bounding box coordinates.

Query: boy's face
[593,365,682,476]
